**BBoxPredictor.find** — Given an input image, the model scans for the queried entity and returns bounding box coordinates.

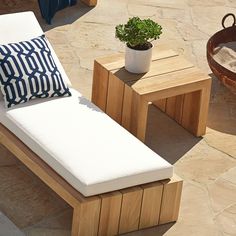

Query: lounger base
[0,124,183,236]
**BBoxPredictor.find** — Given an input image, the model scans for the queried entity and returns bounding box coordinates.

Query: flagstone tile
[0,166,69,229]
[214,204,236,236]
[127,4,158,17]
[208,171,236,214]
[175,141,236,184]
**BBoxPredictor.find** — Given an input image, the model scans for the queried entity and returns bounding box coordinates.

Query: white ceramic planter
[125,44,153,74]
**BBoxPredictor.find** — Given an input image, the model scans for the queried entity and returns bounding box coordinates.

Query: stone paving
[0,0,236,235]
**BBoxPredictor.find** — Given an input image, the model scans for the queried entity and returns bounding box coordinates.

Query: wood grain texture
[80,0,97,6]
[98,192,122,236]
[96,53,124,71]
[97,48,178,72]
[165,95,185,123]
[195,80,212,136]
[122,84,133,131]
[112,56,193,84]
[181,90,201,135]
[152,99,166,112]
[92,60,109,111]
[159,176,183,225]
[72,199,101,236]
[119,187,143,234]
[71,206,80,236]
[131,67,208,96]
[106,72,125,123]
[139,182,163,229]
[166,96,177,119]
[151,49,178,61]
[130,92,149,142]
[174,95,185,124]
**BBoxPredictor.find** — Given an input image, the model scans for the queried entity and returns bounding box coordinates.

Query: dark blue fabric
[38,0,77,24]
[0,35,71,108]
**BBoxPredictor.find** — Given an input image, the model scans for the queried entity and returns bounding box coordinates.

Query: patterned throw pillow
[0,35,71,108]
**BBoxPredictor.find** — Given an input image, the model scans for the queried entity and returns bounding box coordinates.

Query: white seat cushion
[0,88,173,196]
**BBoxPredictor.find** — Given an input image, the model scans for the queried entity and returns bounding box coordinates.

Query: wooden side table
[92,48,211,142]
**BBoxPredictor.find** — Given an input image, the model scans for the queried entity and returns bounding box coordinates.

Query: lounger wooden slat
[159,176,183,224]
[119,187,143,234]
[72,199,101,236]
[139,182,163,229]
[98,192,122,236]
[0,124,183,235]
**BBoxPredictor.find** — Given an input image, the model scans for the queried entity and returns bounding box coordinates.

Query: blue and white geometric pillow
[0,35,71,108]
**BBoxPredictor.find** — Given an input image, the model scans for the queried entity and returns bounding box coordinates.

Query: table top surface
[96,48,211,95]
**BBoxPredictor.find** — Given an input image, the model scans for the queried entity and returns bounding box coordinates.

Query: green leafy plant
[115,17,162,50]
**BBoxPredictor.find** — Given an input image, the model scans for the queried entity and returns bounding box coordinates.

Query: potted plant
[115,17,162,73]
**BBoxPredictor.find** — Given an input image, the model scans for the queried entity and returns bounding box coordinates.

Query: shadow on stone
[123,222,175,236]
[145,105,201,164]
[0,0,93,32]
[0,165,69,229]
[207,74,236,135]
[41,1,94,32]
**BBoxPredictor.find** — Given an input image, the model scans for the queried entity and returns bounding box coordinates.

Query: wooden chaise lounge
[0,12,183,236]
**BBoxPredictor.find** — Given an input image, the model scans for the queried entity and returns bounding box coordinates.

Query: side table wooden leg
[181,79,211,137]
[131,93,149,142]
[196,79,212,136]
[106,73,125,124]
[181,90,201,135]
[92,60,109,111]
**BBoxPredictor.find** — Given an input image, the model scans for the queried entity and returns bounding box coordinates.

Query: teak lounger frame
[0,124,183,236]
